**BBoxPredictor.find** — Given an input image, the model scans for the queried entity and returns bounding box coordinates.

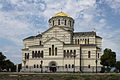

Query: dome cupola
[49,11,74,32]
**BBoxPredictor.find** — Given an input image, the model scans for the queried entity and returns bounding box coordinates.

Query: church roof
[53,11,70,17]
[23,36,35,40]
[22,48,29,51]
[96,36,102,39]
[29,45,43,48]
[80,44,96,46]
[36,34,42,38]
[73,32,96,36]
[23,34,42,40]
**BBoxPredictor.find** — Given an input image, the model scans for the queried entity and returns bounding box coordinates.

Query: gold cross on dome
[61,8,62,12]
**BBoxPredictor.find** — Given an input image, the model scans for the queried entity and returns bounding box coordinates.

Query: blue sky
[0,0,120,64]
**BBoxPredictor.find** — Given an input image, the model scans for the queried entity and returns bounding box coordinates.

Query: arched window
[65,20,66,25]
[88,51,91,58]
[37,64,39,68]
[80,39,82,44]
[78,39,79,44]
[32,51,34,58]
[88,65,90,68]
[65,64,67,68]
[34,64,36,68]
[35,51,37,58]
[67,50,69,58]
[72,64,74,68]
[52,45,54,56]
[70,50,72,57]
[69,21,71,26]
[88,39,89,44]
[55,47,57,56]
[49,48,51,56]
[53,20,54,26]
[35,53,37,58]
[58,19,60,25]
[74,50,76,56]
[40,41,41,45]
[40,64,42,68]
[38,51,40,58]
[64,50,66,58]
[25,53,27,60]
[41,51,43,58]
[69,64,71,68]
[98,53,99,58]
[27,53,29,59]
[85,39,87,44]
[75,39,77,44]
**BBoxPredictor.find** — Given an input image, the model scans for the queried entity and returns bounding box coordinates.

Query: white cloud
[1,46,22,64]
[0,3,2,8]
[104,0,120,14]
[0,0,120,64]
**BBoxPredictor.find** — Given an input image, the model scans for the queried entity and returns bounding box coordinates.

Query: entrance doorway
[50,67,56,72]
[49,61,57,72]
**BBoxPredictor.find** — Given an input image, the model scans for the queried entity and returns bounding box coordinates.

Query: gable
[42,26,72,44]
[43,37,64,44]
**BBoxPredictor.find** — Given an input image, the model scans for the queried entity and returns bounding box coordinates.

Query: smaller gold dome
[53,12,70,17]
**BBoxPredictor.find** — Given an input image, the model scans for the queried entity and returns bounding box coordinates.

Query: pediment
[43,37,64,44]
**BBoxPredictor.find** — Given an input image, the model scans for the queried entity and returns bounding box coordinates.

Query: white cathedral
[22,11,102,73]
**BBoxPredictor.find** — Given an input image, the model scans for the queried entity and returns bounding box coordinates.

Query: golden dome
[53,12,70,17]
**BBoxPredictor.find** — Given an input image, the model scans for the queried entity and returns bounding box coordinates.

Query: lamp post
[23,60,26,72]
[72,53,78,73]
[41,60,43,73]
[95,60,98,73]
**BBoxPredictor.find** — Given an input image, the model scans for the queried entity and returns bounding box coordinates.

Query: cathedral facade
[22,12,102,73]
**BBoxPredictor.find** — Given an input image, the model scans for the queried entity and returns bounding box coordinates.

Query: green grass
[0,73,120,80]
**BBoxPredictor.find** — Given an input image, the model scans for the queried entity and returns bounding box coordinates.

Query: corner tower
[49,11,74,32]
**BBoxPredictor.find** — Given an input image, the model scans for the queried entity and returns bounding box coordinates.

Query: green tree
[0,52,6,70]
[115,61,120,72]
[18,63,22,72]
[0,52,15,72]
[3,60,15,71]
[100,48,116,72]
[0,52,6,61]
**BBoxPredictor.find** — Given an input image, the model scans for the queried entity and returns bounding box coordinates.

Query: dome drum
[49,12,74,32]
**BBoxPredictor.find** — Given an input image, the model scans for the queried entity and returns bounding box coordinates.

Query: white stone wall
[96,37,102,49]
[23,37,42,49]
[34,37,42,45]
[73,36,96,44]
[43,37,64,66]
[81,46,96,66]
[63,45,80,66]
[42,26,72,44]
[22,49,30,67]
[23,39,34,49]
